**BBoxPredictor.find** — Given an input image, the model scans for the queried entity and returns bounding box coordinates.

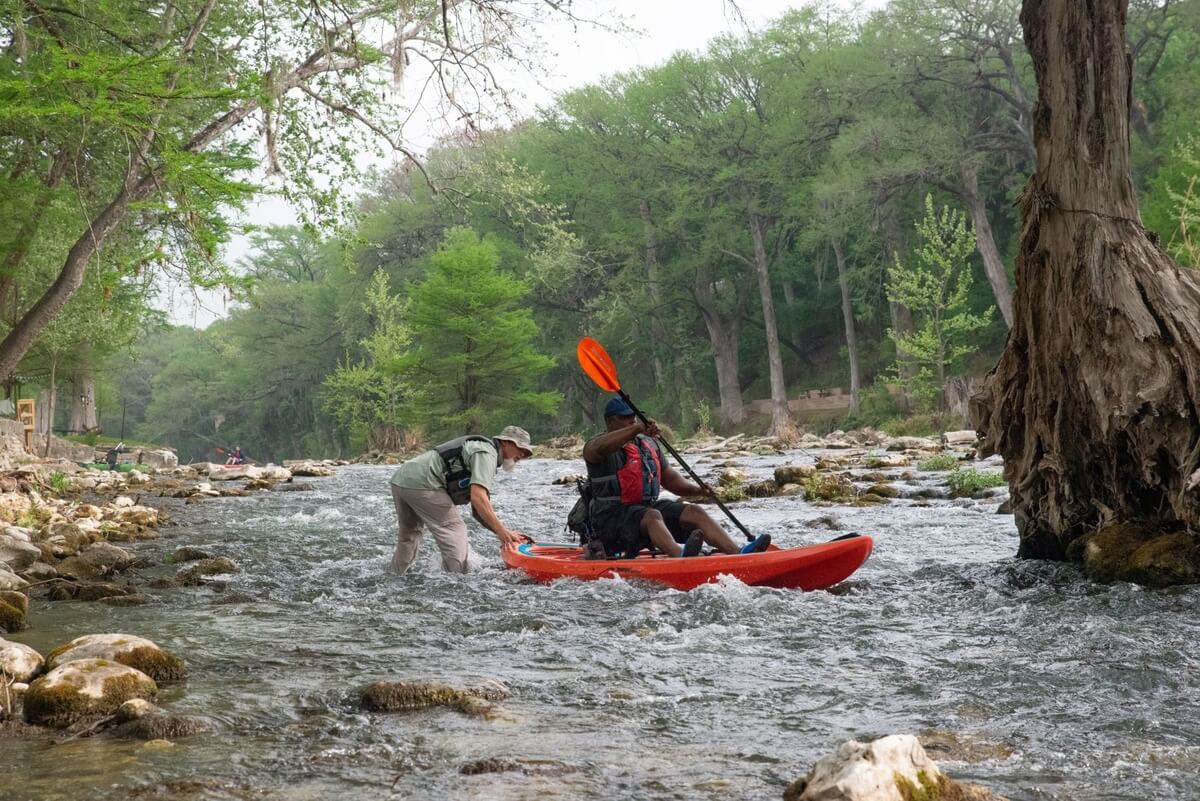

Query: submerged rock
[359,680,507,717]
[46,633,186,682]
[1080,524,1200,587]
[175,558,238,586]
[165,546,212,564]
[107,712,210,740]
[23,659,157,728]
[784,734,1009,801]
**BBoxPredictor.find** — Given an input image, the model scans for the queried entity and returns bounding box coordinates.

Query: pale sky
[163,0,885,327]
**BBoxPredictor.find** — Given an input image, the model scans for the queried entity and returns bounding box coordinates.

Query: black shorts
[591,499,691,556]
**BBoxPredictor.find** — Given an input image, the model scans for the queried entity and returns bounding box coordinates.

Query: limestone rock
[865,453,911,469]
[1082,525,1200,587]
[108,712,209,740]
[778,483,804,497]
[55,542,135,580]
[887,436,940,452]
[289,461,334,477]
[0,533,40,573]
[717,467,750,486]
[774,464,817,485]
[23,659,157,728]
[117,698,159,721]
[41,521,89,558]
[112,496,135,508]
[0,567,29,592]
[942,430,978,447]
[786,734,1010,801]
[744,479,778,498]
[0,492,32,525]
[18,562,56,583]
[551,473,586,486]
[75,582,138,602]
[46,633,186,682]
[0,637,43,682]
[0,594,28,633]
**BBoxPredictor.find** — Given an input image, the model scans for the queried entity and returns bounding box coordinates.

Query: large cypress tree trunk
[972,0,1200,562]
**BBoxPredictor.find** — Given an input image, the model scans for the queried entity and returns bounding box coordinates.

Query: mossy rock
[1082,524,1200,587]
[895,770,1007,800]
[803,473,857,503]
[744,479,778,498]
[854,493,891,507]
[866,483,900,498]
[75,582,136,602]
[774,464,816,486]
[99,594,148,608]
[861,472,889,483]
[0,637,43,682]
[0,599,25,633]
[23,659,157,728]
[108,713,210,740]
[164,546,212,565]
[47,634,186,682]
[360,680,506,717]
[174,558,238,586]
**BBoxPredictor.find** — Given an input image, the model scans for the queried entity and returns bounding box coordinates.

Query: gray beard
[501,458,516,473]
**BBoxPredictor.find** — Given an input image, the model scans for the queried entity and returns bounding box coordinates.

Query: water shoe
[739,533,771,554]
[681,530,704,558]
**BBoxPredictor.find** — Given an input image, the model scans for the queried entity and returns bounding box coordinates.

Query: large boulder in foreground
[0,637,43,681]
[785,735,1008,801]
[23,659,157,728]
[46,633,186,682]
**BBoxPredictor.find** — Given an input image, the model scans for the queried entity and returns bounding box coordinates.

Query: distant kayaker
[582,397,771,558]
[388,425,534,574]
[225,446,246,465]
[105,442,125,471]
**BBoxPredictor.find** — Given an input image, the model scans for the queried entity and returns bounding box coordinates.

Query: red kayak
[502,534,872,591]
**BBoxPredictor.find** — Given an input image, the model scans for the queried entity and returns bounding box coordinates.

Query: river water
[4,453,1199,801]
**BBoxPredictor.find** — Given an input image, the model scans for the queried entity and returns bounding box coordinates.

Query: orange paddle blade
[577,337,621,392]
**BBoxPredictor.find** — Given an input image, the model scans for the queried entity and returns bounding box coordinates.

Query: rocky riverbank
[0,457,348,742]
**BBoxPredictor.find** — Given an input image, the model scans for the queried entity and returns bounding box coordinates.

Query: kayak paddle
[576,337,755,542]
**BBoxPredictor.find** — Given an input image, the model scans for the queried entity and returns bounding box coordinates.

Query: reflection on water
[3,456,1199,801]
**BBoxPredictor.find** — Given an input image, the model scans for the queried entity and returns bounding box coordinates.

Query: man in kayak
[583,398,771,558]
[388,425,534,574]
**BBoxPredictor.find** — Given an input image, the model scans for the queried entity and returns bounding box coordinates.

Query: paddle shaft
[615,389,754,542]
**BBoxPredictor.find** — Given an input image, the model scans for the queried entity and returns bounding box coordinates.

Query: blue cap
[604,397,635,418]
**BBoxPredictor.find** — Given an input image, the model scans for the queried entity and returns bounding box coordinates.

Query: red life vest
[592,435,662,505]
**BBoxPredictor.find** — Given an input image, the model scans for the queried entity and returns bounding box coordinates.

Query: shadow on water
[4,455,1200,800]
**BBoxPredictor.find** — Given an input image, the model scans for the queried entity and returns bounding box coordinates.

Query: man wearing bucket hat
[388,425,534,574]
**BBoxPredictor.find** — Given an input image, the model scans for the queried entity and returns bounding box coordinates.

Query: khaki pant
[390,485,469,574]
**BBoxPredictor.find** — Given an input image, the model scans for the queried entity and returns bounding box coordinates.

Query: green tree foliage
[400,228,559,436]
[322,270,411,452]
[82,1,1200,456]
[887,196,993,410]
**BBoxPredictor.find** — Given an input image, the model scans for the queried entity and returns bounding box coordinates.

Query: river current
[4,453,1199,801]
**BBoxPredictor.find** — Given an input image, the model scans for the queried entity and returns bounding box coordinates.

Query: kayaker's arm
[583,420,660,463]
[469,484,530,548]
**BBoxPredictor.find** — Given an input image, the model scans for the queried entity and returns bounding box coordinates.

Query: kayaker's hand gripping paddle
[577,337,755,542]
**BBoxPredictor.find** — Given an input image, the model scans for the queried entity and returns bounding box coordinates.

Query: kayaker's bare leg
[639,510,684,556]
[679,506,740,554]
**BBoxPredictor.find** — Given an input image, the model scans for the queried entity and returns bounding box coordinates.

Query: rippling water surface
[5,453,1200,801]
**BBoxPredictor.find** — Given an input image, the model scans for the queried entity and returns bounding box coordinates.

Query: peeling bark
[972,0,1200,560]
